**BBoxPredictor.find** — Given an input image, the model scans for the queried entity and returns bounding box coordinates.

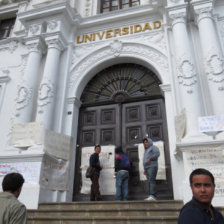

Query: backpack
[120,153,131,169]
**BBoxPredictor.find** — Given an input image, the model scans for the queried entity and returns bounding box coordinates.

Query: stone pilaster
[15,38,44,123]
[193,0,224,115]
[36,35,66,130]
[168,7,205,140]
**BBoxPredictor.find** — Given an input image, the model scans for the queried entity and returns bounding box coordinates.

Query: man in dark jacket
[115,146,131,200]
[89,144,103,201]
[178,168,224,224]
[143,137,160,200]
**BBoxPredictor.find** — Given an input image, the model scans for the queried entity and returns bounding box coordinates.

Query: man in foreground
[178,168,224,224]
[0,172,27,224]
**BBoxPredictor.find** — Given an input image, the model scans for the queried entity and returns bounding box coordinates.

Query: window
[0,18,15,40]
[101,0,140,13]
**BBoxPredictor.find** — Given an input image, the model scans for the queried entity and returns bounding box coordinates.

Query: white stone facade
[0,0,224,208]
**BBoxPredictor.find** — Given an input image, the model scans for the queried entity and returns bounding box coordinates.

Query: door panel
[74,99,173,200]
[122,99,173,199]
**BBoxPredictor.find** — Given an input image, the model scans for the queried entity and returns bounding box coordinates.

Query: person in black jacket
[89,144,103,201]
[178,168,224,224]
[115,146,130,200]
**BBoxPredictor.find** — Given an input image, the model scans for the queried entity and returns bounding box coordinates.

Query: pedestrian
[0,172,27,224]
[178,168,224,224]
[115,146,131,200]
[89,144,103,201]
[143,137,160,200]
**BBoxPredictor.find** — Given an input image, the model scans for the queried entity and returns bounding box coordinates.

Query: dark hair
[115,146,123,154]
[143,138,148,143]
[189,168,215,185]
[95,144,101,149]
[2,173,25,192]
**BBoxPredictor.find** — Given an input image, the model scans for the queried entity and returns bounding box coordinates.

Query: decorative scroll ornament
[15,83,32,116]
[177,53,197,93]
[37,79,54,113]
[110,40,123,57]
[169,11,186,26]
[204,47,224,91]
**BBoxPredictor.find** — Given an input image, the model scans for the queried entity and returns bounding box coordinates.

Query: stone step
[37,200,183,210]
[27,216,178,224]
[28,207,180,218]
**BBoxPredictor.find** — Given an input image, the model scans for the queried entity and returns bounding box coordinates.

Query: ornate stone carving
[69,43,168,95]
[204,47,224,90]
[0,41,19,53]
[29,24,40,35]
[169,11,186,26]
[177,53,197,93]
[46,38,65,51]
[194,6,213,24]
[47,20,58,31]
[37,79,54,113]
[15,83,32,116]
[110,40,123,57]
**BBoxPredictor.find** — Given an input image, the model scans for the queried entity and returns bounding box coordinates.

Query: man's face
[191,174,215,205]
[95,146,101,154]
[143,140,149,149]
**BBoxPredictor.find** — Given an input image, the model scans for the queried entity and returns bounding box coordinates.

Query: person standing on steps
[114,146,131,201]
[89,144,103,201]
[143,137,160,201]
[178,168,224,224]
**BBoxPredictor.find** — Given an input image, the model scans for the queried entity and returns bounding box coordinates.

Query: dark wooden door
[74,99,173,200]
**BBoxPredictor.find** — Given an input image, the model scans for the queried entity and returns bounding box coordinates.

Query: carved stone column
[168,8,205,139]
[15,38,44,123]
[36,36,65,130]
[193,1,224,115]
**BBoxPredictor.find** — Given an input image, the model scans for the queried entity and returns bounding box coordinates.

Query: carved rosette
[177,53,197,94]
[204,47,224,90]
[37,79,54,113]
[110,40,123,57]
[15,82,32,116]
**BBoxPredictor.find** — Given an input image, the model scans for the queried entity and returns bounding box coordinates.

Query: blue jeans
[116,170,129,200]
[145,166,158,197]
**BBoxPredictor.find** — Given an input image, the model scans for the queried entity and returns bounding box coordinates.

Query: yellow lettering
[134,24,142,33]
[113,28,121,37]
[153,21,162,29]
[122,27,129,35]
[142,22,152,31]
[77,35,84,44]
[84,34,93,43]
[106,30,113,39]
[130,25,133,34]
[93,33,96,41]
[97,32,105,40]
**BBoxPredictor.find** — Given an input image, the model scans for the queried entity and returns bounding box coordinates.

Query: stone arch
[69,42,169,100]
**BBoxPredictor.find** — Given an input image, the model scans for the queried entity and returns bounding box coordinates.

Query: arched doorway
[73,63,173,200]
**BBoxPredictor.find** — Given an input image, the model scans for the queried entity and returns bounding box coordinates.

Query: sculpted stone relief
[177,54,197,94]
[37,79,54,112]
[205,47,224,90]
[69,42,168,96]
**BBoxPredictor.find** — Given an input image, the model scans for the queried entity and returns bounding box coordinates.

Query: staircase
[28,200,183,224]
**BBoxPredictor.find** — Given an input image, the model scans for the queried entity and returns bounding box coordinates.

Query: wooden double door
[74,98,173,200]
